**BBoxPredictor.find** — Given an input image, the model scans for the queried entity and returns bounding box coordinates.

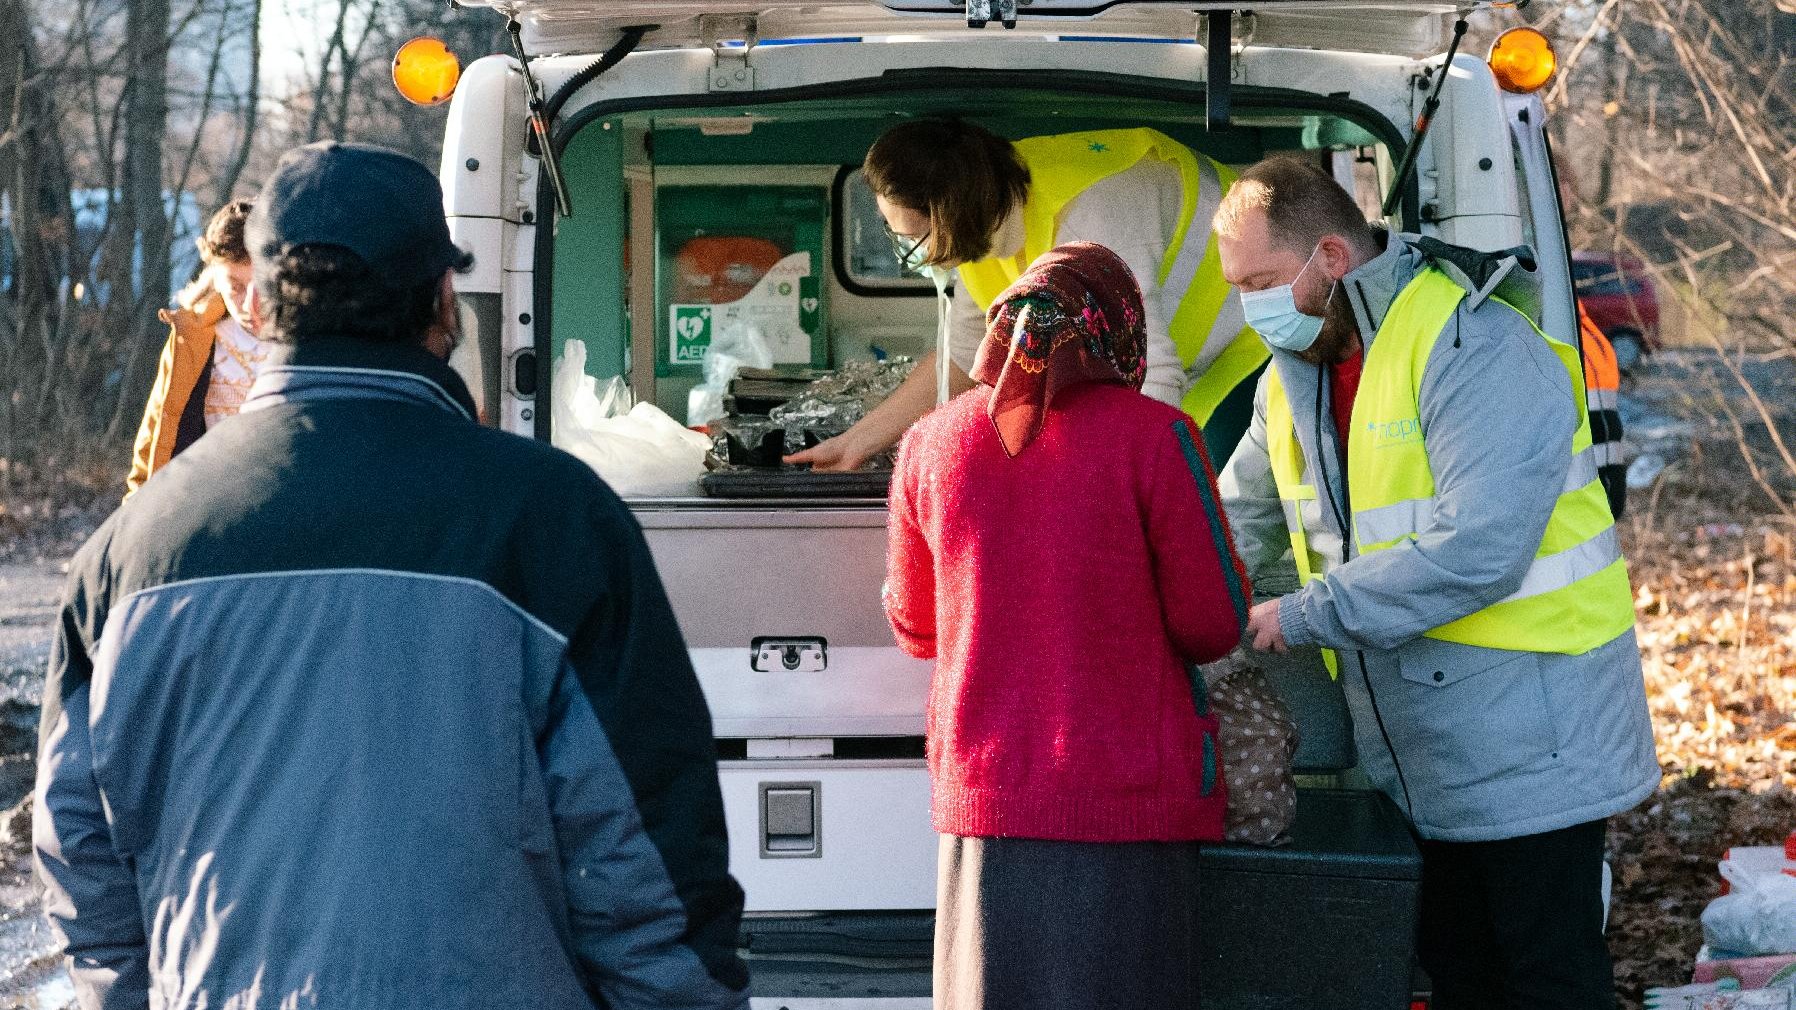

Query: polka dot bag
[1202,650,1300,847]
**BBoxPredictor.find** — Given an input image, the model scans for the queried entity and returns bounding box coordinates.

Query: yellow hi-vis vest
[954,128,1268,426]
[1264,267,1635,677]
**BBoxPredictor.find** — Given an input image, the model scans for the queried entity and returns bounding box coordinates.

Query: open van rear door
[469,1,1474,58]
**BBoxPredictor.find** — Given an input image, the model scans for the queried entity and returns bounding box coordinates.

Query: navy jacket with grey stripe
[34,338,749,1009]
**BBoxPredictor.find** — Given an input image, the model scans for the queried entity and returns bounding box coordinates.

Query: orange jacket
[125,287,226,500]
[1578,302,1626,517]
[1581,305,1621,397]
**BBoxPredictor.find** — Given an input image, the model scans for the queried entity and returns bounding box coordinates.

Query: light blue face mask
[917,261,955,287]
[890,226,930,271]
[1240,244,1334,353]
[896,232,955,287]
[898,236,930,273]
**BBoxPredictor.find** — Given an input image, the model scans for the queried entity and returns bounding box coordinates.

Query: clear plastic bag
[552,340,710,497]
[1702,861,1796,959]
[687,324,775,427]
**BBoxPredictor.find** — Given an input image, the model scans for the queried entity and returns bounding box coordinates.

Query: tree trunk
[0,2,23,505]
[331,0,380,141]
[307,0,354,144]
[0,0,75,499]
[1595,29,1623,209]
[105,0,171,442]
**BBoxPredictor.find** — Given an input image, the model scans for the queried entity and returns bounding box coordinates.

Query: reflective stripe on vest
[954,128,1266,425]
[1173,153,1266,426]
[1264,267,1636,658]
[1585,386,1624,470]
[1352,445,1601,547]
[1263,370,1340,678]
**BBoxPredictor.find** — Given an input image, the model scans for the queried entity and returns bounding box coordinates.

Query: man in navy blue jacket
[34,142,748,1010]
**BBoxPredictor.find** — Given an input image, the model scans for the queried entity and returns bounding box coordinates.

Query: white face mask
[917,262,955,286]
[1239,244,1334,353]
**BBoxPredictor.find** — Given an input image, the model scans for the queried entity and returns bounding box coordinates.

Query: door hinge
[966,0,1018,29]
[704,14,758,91]
[1234,11,1256,72]
[1205,11,1231,130]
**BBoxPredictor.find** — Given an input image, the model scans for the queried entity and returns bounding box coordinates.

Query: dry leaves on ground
[1609,506,1796,1008]
[1625,512,1796,790]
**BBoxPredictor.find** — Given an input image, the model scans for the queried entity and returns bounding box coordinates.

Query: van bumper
[742,911,933,1008]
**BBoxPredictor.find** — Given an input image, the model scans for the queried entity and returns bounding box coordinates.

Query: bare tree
[1546,0,1796,520]
[267,0,505,166]
[0,0,89,506]
[303,0,352,142]
[0,0,503,514]
[101,0,171,441]
[215,0,259,201]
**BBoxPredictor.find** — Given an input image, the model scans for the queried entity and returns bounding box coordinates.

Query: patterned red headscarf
[969,242,1148,457]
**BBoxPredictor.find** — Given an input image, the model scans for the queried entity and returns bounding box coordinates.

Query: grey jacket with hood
[1218,233,1659,843]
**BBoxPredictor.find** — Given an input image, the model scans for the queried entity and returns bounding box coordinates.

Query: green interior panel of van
[550,89,1386,389]
[554,122,628,382]
[647,117,1285,166]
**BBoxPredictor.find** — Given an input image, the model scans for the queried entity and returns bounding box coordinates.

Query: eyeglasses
[883,222,931,269]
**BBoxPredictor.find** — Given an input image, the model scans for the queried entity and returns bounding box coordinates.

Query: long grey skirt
[935,834,1203,1010]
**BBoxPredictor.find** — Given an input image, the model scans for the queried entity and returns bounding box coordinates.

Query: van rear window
[835,169,933,296]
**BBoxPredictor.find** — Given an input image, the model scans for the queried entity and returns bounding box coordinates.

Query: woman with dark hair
[883,242,1251,1009]
[790,118,1267,472]
[126,199,269,499]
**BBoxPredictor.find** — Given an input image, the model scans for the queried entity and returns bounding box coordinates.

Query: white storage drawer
[721,761,936,912]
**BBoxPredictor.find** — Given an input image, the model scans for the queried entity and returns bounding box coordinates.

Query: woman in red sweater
[884,242,1250,1009]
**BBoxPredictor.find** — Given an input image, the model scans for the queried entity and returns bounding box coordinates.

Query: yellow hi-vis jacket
[1219,237,1659,843]
[1263,267,1635,676]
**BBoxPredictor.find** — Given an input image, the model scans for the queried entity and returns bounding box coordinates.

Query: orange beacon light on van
[393,37,461,106]
[1488,28,1557,95]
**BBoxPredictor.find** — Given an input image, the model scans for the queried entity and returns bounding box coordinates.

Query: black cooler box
[1198,787,1422,1009]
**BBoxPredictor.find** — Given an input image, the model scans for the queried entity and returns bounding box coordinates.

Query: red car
[1572,251,1662,372]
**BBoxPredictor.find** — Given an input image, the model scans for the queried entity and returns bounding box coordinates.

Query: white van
[432,5,1575,1006]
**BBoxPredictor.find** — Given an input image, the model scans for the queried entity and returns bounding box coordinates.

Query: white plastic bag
[552,340,710,498]
[1645,983,1792,1009]
[1702,861,1796,958]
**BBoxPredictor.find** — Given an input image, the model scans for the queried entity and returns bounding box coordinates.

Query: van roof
[470,2,1468,59]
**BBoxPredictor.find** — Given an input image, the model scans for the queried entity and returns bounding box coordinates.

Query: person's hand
[1247,598,1288,654]
[786,432,871,472]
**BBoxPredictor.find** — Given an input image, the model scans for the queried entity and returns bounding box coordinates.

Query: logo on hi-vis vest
[1366,416,1424,449]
